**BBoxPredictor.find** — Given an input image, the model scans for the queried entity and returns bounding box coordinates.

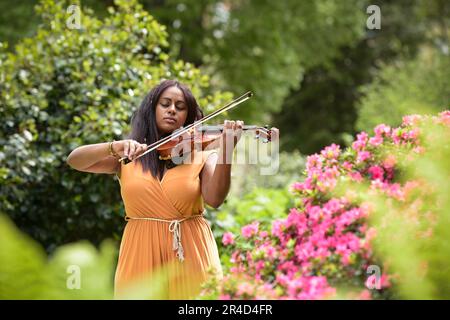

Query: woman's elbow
[66,151,80,169]
[66,154,73,167]
[204,197,224,209]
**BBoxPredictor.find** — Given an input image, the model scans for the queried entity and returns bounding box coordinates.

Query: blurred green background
[0,0,448,299]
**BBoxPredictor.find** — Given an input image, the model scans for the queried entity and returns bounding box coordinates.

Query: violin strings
[119,91,253,164]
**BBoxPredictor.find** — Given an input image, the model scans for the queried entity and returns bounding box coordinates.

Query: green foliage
[356,50,450,131]
[0,211,186,299]
[372,121,450,299]
[272,0,440,154]
[208,187,292,268]
[0,0,41,47]
[208,0,367,122]
[0,213,116,299]
[206,149,304,260]
[229,150,306,193]
[145,0,366,122]
[0,0,230,252]
[333,113,450,299]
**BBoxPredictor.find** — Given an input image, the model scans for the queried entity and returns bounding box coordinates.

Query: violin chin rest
[159,155,172,161]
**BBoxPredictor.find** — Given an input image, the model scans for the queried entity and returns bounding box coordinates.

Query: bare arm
[200,120,243,208]
[66,140,147,175]
[201,152,231,208]
[66,142,120,174]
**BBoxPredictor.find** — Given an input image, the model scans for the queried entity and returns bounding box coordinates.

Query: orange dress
[113,150,223,299]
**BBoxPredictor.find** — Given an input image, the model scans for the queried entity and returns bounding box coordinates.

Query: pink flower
[374,124,391,136]
[306,154,323,171]
[222,232,235,246]
[259,231,269,238]
[392,128,402,144]
[383,155,397,169]
[349,171,363,182]
[365,274,390,290]
[358,290,372,300]
[286,208,307,229]
[369,135,383,146]
[438,110,450,125]
[271,219,284,238]
[342,161,353,171]
[263,244,277,259]
[321,143,341,159]
[368,165,384,181]
[241,222,259,238]
[357,151,371,163]
[402,114,422,126]
[352,132,369,151]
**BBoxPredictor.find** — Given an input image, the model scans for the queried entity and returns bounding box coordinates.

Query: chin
[159,124,179,135]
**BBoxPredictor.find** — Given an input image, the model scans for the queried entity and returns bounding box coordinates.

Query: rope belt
[124,214,203,262]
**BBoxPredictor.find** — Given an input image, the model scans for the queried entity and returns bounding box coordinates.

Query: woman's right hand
[112,140,148,161]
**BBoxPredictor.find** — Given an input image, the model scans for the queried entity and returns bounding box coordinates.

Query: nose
[167,103,176,115]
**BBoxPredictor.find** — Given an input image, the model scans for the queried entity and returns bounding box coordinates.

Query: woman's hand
[112,140,148,161]
[219,120,244,164]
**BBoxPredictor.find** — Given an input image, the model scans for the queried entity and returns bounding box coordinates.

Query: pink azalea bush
[200,111,450,300]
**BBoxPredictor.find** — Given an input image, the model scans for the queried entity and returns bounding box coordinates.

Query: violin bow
[198,125,272,143]
[119,91,253,164]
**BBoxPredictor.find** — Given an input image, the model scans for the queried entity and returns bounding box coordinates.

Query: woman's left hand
[219,120,244,164]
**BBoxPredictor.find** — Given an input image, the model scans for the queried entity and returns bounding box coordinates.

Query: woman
[66,80,247,299]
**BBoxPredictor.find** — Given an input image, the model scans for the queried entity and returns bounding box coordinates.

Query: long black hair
[126,80,204,178]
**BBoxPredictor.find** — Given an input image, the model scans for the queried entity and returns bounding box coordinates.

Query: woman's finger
[235,120,244,144]
[137,144,146,156]
[271,127,279,141]
[129,140,136,159]
[124,140,129,157]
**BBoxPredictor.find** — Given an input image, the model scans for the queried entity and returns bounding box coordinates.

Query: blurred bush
[201,110,449,299]
[357,49,450,131]
[0,0,231,253]
[0,213,116,299]
[364,115,450,299]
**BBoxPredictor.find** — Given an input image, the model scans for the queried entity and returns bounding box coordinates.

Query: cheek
[155,106,163,119]
[180,110,188,124]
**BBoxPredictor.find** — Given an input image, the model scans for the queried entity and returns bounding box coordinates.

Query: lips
[163,117,177,124]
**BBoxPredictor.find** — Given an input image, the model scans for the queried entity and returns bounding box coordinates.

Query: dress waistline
[124,214,204,262]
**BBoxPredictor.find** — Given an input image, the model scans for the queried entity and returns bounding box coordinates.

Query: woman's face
[155,86,188,135]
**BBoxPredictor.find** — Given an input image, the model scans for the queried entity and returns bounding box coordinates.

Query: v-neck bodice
[117,150,217,219]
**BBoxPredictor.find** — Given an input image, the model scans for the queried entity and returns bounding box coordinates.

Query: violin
[119,91,274,165]
[155,124,273,161]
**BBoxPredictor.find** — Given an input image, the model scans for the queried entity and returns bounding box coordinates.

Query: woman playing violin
[66,79,277,299]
